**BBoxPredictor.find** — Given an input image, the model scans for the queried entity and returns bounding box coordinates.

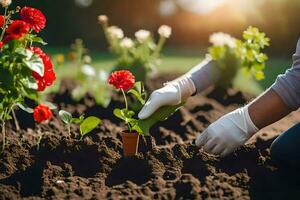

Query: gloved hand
[138,75,196,119]
[195,106,259,157]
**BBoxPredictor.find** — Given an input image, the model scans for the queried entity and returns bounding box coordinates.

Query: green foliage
[67,39,112,107]
[208,26,270,88]
[112,80,182,135]
[59,110,101,140]
[133,103,184,135]
[79,116,101,140]
[100,17,171,82]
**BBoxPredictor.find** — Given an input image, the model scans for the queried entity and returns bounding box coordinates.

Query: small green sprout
[59,110,101,140]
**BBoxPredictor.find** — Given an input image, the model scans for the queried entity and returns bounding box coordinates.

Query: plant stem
[67,124,71,138]
[0,7,8,42]
[36,131,42,151]
[1,121,5,153]
[11,108,20,131]
[121,89,128,110]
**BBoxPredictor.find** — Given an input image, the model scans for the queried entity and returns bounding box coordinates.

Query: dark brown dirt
[1,74,300,200]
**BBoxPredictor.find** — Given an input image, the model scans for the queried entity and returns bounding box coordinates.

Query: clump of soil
[1,74,300,199]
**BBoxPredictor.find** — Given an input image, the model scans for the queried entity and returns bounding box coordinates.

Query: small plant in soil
[208,26,270,88]
[108,70,183,156]
[0,4,56,152]
[59,110,101,140]
[98,14,172,82]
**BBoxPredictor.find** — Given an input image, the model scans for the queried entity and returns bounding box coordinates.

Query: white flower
[81,65,96,77]
[98,70,108,81]
[158,25,172,38]
[107,26,124,39]
[83,55,92,64]
[120,37,134,48]
[0,0,11,7]
[135,29,150,42]
[98,15,108,24]
[209,32,237,48]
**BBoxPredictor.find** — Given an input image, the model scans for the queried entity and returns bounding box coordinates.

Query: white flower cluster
[120,37,134,48]
[135,29,150,42]
[209,32,237,48]
[98,15,108,24]
[0,0,11,7]
[107,26,124,39]
[158,25,172,38]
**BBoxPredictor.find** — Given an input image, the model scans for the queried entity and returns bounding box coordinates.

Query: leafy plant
[98,15,172,82]
[208,26,270,88]
[109,70,183,135]
[0,4,56,152]
[68,39,111,107]
[59,110,101,140]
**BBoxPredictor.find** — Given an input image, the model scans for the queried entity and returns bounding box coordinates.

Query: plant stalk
[1,121,5,153]
[0,7,8,41]
[11,108,20,131]
[121,89,128,110]
[67,124,71,138]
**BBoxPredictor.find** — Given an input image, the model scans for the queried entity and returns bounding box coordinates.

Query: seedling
[59,110,101,140]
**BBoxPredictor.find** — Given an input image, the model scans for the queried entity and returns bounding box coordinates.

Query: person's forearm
[186,58,221,93]
[248,88,292,129]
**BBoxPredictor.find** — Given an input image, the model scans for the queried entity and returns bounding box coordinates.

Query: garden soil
[1,74,300,200]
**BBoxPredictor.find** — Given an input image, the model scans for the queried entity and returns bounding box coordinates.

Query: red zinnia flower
[30,47,56,92]
[0,15,5,28]
[33,104,52,123]
[108,70,135,91]
[20,7,46,33]
[5,20,30,40]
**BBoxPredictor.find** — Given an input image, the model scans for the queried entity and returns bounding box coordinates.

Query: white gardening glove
[138,75,196,119]
[195,106,259,157]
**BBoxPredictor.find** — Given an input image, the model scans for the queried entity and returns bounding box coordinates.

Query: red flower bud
[33,104,52,123]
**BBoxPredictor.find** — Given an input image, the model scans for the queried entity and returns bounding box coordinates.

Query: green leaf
[17,103,34,113]
[22,76,38,90]
[79,116,101,139]
[23,50,44,77]
[43,102,57,110]
[71,115,85,124]
[113,108,135,124]
[128,81,146,105]
[128,89,145,105]
[59,110,73,124]
[133,103,184,135]
[31,36,48,45]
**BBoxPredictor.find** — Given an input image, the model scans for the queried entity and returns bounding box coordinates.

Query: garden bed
[1,74,300,200]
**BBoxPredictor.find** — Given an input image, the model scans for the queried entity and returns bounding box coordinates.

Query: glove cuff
[241,105,259,134]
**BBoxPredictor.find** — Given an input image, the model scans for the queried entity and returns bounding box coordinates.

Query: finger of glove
[211,144,225,155]
[203,139,217,153]
[220,148,232,157]
[138,95,161,119]
[195,130,208,147]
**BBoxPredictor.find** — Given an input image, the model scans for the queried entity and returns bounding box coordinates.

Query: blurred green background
[9,0,299,93]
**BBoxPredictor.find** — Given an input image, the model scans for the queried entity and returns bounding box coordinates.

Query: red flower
[5,20,30,40]
[0,15,4,28]
[108,70,135,91]
[30,47,56,92]
[33,104,52,123]
[20,7,46,33]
